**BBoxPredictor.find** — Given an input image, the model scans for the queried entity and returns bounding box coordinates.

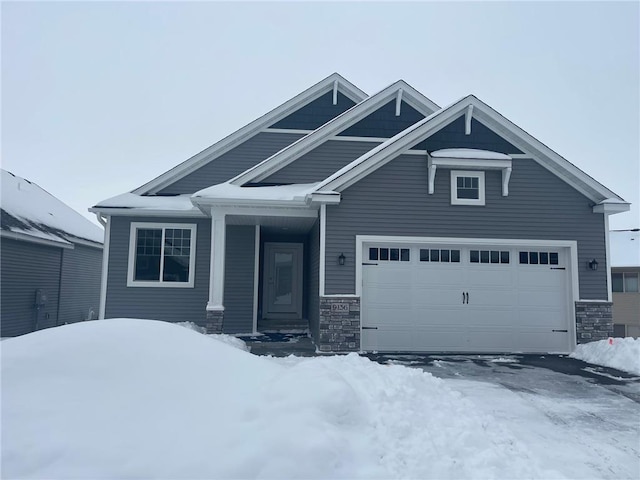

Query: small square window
[401,249,410,262]
[451,250,461,263]
[500,251,510,264]
[470,250,480,263]
[369,248,378,261]
[441,250,450,262]
[380,248,389,261]
[549,252,559,265]
[540,252,549,265]
[451,171,485,206]
[390,248,400,261]
[490,251,500,263]
[519,252,528,264]
[430,249,440,262]
[480,251,490,263]
[529,252,539,264]
[420,249,429,262]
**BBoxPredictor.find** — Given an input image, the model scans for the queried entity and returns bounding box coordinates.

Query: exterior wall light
[588,259,598,271]
[338,253,346,266]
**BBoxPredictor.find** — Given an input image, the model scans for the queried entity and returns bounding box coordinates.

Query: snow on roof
[94,192,199,212]
[1,169,103,245]
[193,182,322,203]
[430,148,512,160]
[610,229,640,268]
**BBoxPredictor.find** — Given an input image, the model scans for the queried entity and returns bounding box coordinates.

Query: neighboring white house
[610,229,640,337]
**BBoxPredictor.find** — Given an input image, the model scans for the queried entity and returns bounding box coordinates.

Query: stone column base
[318,296,360,352]
[205,309,224,334]
[575,301,613,344]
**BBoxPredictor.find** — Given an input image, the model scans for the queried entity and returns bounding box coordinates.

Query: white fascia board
[307,191,341,204]
[467,98,625,203]
[592,201,631,214]
[131,74,367,195]
[203,205,319,218]
[192,196,310,209]
[427,157,512,170]
[0,229,74,249]
[397,80,440,114]
[88,207,206,218]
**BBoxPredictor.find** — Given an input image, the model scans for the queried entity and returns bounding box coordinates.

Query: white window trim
[451,170,485,206]
[127,222,197,288]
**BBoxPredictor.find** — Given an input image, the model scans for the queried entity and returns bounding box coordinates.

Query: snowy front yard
[2,319,639,479]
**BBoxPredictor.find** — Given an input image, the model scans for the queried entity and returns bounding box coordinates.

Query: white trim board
[132,74,367,195]
[98,215,111,319]
[354,235,580,350]
[230,80,441,186]
[126,222,198,288]
[354,235,580,298]
[0,229,74,249]
[252,225,261,334]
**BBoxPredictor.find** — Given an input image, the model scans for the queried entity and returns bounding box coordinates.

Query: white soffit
[131,73,367,195]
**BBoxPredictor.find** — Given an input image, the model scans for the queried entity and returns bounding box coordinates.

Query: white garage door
[361,241,573,353]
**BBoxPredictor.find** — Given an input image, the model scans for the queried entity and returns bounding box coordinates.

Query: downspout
[96,213,110,319]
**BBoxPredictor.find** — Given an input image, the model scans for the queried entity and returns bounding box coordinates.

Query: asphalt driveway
[246,333,640,479]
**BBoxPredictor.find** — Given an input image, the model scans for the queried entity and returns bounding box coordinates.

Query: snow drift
[2,319,558,479]
[570,337,640,375]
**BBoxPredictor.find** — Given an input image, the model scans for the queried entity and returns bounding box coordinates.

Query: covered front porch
[191,182,333,335]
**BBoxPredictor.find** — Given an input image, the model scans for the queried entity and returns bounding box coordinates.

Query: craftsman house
[92,73,629,353]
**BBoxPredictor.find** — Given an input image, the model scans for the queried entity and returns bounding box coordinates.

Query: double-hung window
[451,170,485,205]
[127,223,197,287]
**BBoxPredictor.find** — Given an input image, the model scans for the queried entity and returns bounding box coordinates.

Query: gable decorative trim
[315,96,628,206]
[229,80,441,186]
[132,73,367,195]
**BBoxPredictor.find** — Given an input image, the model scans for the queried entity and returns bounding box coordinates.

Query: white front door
[263,243,303,319]
[361,241,573,353]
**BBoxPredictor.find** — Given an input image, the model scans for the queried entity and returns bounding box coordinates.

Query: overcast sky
[2,1,639,230]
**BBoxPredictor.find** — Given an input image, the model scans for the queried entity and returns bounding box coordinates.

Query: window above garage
[427,149,513,203]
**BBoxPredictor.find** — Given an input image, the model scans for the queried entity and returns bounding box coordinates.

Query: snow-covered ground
[570,337,640,375]
[2,319,639,479]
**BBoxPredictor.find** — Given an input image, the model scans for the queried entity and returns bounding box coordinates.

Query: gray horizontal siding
[307,219,320,341]
[59,244,103,324]
[325,156,607,299]
[411,116,523,154]
[159,132,305,194]
[263,140,379,184]
[105,216,211,326]
[223,225,256,333]
[270,91,356,130]
[0,239,61,336]
[339,100,425,138]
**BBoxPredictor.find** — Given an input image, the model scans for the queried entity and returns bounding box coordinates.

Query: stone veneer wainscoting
[575,301,613,343]
[318,297,360,352]
[205,310,224,334]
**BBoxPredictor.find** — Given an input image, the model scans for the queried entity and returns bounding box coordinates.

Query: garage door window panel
[519,251,559,266]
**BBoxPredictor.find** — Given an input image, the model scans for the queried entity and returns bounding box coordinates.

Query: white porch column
[207,208,227,311]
